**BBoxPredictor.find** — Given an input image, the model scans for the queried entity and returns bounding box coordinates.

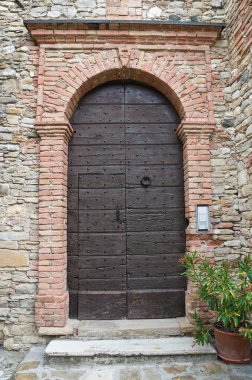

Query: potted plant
[180,252,252,363]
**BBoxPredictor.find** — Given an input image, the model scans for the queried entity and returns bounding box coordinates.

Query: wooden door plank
[79,278,126,291]
[71,124,125,145]
[127,231,186,255]
[79,210,126,233]
[78,83,124,105]
[67,256,78,290]
[67,232,78,256]
[126,209,185,232]
[79,188,125,210]
[126,124,180,145]
[126,187,184,209]
[79,171,125,189]
[125,82,168,104]
[126,165,184,187]
[125,105,180,123]
[127,289,185,319]
[69,145,125,166]
[72,104,124,124]
[126,145,183,165]
[127,276,186,290]
[78,292,127,319]
[127,254,183,277]
[78,233,126,256]
[79,255,126,278]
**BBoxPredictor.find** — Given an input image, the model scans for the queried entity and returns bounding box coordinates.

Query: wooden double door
[68,81,186,319]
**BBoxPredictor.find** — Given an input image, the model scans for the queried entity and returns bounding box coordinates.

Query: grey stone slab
[78,318,181,339]
[0,347,25,380]
[38,319,78,336]
[45,337,216,358]
[17,345,45,371]
[0,232,29,241]
[120,367,141,380]
[81,368,117,380]
[142,367,163,380]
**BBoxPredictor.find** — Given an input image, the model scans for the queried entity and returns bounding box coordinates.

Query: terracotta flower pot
[214,327,252,364]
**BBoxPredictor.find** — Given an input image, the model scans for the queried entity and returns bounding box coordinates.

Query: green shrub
[180,252,252,345]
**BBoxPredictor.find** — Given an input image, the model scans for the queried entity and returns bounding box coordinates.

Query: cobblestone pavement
[0,346,25,380]
[1,345,251,380]
[41,361,252,380]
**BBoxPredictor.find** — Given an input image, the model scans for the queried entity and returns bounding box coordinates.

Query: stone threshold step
[38,318,195,338]
[45,337,216,365]
[77,318,188,339]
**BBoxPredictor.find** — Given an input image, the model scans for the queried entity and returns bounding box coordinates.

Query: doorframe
[24,20,223,330]
[68,80,187,320]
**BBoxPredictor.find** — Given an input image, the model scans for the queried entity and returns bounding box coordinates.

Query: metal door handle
[141,176,151,187]
[116,208,121,223]
[116,208,125,224]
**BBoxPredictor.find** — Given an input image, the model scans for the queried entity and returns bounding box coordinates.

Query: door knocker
[140,176,151,187]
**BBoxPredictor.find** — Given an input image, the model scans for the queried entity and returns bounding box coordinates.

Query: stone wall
[224,0,252,255]
[29,0,225,21]
[0,0,251,349]
[0,2,40,349]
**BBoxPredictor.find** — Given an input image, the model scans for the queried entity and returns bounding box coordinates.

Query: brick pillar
[35,121,73,327]
[177,120,215,321]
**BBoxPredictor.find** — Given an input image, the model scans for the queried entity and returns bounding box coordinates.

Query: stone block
[0,232,29,241]
[15,373,37,380]
[45,337,216,360]
[0,240,18,250]
[242,184,252,197]
[76,0,96,8]
[120,368,141,380]
[17,362,40,371]
[78,318,181,339]
[11,324,34,336]
[16,283,36,294]
[3,337,14,350]
[163,363,189,374]
[0,68,16,77]
[85,368,115,380]
[221,119,235,128]
[38,320,74,336]
[16,345,44,375]
[0,184,9,196]
[0,250,28,268]
[246,125,252,138]
[211,0,223,7]
[147,6,162,18]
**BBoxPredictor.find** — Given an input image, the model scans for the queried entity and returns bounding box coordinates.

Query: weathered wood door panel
[68,81,186,319]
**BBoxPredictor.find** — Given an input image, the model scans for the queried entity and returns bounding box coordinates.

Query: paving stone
[78,318,181,339]
[171,376,196,380]
[84,368,116,380]
[120,368,141,380]
[16,345,44,372]
[15,373,37,380]
[50,369,86,379]
[194,361,228,375]
[163,363,189,374]
[142,367,163,380]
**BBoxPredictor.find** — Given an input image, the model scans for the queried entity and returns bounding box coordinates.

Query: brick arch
[35,48,215,329]
[45,50,209,124]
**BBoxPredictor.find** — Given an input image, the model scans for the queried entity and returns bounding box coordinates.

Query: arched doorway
[67,81,186,319]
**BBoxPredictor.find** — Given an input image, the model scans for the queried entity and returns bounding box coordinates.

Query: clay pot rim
[213,326,242,338]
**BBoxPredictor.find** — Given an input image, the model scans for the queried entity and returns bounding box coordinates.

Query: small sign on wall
[196,205,210,232]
